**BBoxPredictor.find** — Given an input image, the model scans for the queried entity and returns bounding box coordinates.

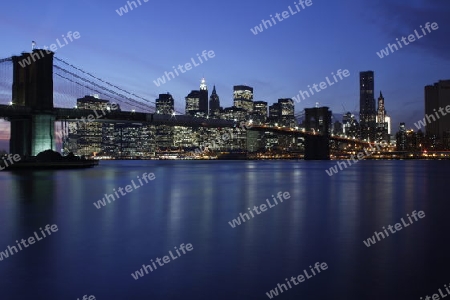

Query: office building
[233,85,253,112]
[425,80,450,148]
[71,95,110,156]
[278,98,295,127]
[342,112,359,138]
[252,101,268,124]
[185,90,201,116]
[155,93,175,148]
[359,71,376,141]
[156,93,174,115]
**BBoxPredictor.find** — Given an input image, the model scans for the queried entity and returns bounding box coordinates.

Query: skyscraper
[278,98,295,127]
[376,91,389,143]
[209,85,220,117]
[185,90,201,116]
[71,95,108,156]
[185,79,208,117]
[396,122,407,151]
[425,80,450,148]
[279,98,295,116]
[156,93,174,115]
[359,71,376,141]
[376,91,386,123]
[233,85,253,112]
[252,101,268,124]
[155,93,174,148]
[199,78,208,115]
[342,112,359,138]
[268,102,281,125]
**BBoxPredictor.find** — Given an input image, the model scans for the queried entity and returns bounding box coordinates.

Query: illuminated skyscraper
[233,85,253,112]
[278,98,295,127]
[155,93,174,148]
[376,91,389,143]
[156,93,174,115]
[396,122,407,151]
[72,95,110,156]
[359,71,376,141]
[199,78,208,115]
[185,90,201,116]
[377,91,386,123]
[342,112,359,138]
[252,101,268,124]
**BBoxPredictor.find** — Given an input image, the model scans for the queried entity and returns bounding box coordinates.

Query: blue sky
[0,0,449,150]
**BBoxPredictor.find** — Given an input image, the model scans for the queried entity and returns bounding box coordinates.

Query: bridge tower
[10,49,55,156]
[304,106,332,160]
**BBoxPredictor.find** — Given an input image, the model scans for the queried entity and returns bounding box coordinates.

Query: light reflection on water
[0,160,448,300]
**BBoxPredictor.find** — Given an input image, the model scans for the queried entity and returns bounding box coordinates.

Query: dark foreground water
[0,160,449,300]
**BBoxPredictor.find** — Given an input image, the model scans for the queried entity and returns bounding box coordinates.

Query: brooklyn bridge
[0,49,373,160]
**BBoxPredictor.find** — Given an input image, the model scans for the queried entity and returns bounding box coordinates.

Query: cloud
[369,0,450,60]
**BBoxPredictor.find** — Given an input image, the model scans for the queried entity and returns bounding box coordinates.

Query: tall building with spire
[359,71,377,141]
[199,78,208,115]
[209,85,220,117]
[376,91,389,143]
[185,78,209,117]
[377,91,386,123]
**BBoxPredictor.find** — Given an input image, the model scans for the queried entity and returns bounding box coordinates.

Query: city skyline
[1,0,450,150]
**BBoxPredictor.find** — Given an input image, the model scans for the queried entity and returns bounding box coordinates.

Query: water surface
[0,160,448,299]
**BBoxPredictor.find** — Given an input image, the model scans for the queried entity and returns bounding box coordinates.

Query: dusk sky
[0,0,449,150]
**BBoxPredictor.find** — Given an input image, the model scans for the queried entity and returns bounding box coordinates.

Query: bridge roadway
[0,105,236,127]
[0,104,372,145]
[250,124,375,147]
